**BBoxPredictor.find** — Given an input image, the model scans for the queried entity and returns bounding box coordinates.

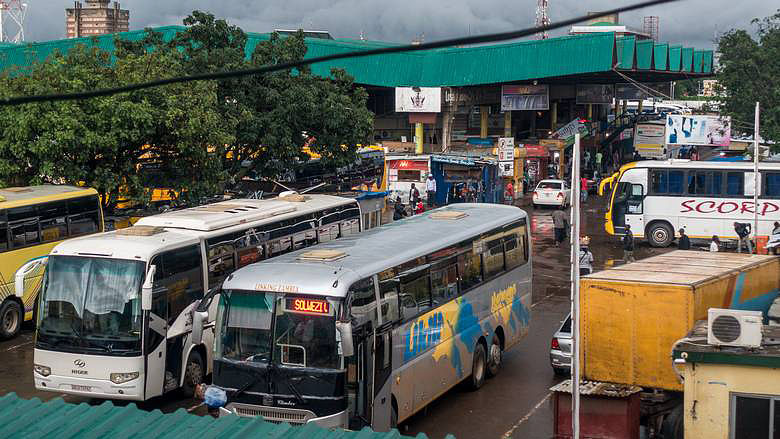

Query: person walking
[551,206,568,248]
[710,235,720,252]
[409,183,420,215]
[393,196,407,221]
[678,228,691,250]
[622,224,636,262]
[504,181,514,205]
[734,221,753,253]
[770,221,780,255]
[579,236,594,275]
[425,174,437,208]
[595,151,603,173]
[580,176,589,204]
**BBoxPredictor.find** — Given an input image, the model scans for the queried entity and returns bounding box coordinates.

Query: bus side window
[651,170,668,194]
[39,201,68,243]
[431,258,458,306]
[207,234,237,289]
[0,210,7,252]
[378,277,400,323]
[727,172,744,196]
[68,195,101,236]
[159,245,204,325]
[709,172,723,195]
[318,209,341,243]
[764,173,780,198]
[339,206,361,237]
[483,238,505,279]
[8,205,39,249]
[504,235,521,269]
[400,267,431,317]
[349,277,377,325]
[668,170,684,194]
[458,249,482,292]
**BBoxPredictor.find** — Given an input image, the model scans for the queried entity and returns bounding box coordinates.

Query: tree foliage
[717,10,780,149]
[0,11,374,211]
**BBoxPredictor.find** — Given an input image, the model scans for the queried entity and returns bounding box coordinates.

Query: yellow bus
[0,185,103,339]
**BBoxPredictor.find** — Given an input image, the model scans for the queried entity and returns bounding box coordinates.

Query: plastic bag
[204,386,228,408]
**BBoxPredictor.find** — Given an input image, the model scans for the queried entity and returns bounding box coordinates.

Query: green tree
[163,12,374,184]
[717,10,780,150]
[0,42,232,210]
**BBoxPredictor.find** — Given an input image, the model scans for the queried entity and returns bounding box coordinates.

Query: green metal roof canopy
[0,393,442,439]
[0,26,712,88]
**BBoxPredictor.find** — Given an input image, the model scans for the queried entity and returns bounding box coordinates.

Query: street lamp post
[571,133,581,438]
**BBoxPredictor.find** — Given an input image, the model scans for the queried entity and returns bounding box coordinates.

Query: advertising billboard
[665,115,731,146]
[634,122,666,158]
[576,84,614,104]
[501,84,549,111]
[395,87,441,113]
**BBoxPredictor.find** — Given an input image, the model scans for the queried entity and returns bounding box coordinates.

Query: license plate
[71,384,92,392]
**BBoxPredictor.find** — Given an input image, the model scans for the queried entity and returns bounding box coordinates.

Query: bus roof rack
[116,225,166,236]
[298,249,347,262]
[430,210,467,220]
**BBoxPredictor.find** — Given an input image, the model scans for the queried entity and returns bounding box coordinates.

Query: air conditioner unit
[707,308,763,348]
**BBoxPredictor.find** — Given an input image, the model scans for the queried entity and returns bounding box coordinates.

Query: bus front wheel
[648,222,674,248]
[468,342,487,391]
[0,299,22,340]
[181,350,204,398]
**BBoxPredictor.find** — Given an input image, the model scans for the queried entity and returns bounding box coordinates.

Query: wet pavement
[0,196,676,437]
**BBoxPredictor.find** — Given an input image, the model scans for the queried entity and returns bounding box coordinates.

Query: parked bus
[0,185,103,339]
[600,160,780,247]
[22,194,361,401]
[194,204,532,430]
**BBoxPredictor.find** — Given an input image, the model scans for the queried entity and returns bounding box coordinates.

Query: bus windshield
[36,256,144,355]
[216,290,340,369]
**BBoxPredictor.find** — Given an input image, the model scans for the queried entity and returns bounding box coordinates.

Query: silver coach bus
[192,203,532,431]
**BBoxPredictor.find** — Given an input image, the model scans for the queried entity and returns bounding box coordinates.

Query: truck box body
[581,251,779,392]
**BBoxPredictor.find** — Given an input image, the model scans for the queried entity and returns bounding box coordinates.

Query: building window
[730,393,776,439]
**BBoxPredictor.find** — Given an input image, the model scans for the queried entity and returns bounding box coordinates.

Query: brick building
[65,0,129,38]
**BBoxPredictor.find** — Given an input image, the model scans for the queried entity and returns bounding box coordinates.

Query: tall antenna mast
[536,0,550,39]
[0,0,27,43]
[643,15,659,41]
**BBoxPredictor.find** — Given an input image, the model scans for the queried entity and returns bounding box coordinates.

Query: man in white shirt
[425,174,437,208]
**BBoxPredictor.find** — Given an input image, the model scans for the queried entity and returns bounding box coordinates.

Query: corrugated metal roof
[0,27,711,87]
[653,43,668,70]
[669,45,682,71]
[0,393,443,439]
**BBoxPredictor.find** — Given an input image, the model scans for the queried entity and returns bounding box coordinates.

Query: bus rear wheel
[648,222,674,248]
[0,299,22,340]
[486,335,502,377]
[468,342,487,391]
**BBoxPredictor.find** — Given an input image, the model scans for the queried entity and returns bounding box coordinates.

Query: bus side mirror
[192,310,208,345]
[336,321,354,357]
[15,257,47,298]
[141,265,156,311]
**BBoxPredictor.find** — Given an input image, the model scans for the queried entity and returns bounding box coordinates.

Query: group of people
[393,175,437,221]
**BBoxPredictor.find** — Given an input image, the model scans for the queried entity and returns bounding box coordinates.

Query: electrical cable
[0,0,680,106]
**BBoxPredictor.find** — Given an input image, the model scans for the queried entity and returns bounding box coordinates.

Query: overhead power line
[0,0,679,107]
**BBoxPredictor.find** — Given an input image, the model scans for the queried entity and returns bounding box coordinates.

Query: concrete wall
[682,362,780,438]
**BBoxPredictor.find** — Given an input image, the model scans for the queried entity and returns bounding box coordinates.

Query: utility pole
[754,102,759,249]
[570,133,581,438]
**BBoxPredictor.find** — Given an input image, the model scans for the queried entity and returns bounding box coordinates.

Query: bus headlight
[34,364,51,377]
[110,372,139,384]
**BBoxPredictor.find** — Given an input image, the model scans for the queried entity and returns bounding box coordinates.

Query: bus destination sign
[287,297,330,315]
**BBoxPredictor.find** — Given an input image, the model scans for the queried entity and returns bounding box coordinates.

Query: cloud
[23,0,780,51]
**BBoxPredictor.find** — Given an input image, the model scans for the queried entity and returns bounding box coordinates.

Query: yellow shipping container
[581,251,780,392]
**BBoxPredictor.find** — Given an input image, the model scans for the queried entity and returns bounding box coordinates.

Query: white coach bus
[21,194,361,401]
[600,160,780,247]
[193,204,532,430]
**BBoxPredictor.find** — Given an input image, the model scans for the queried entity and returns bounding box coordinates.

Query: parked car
[532,179,571,208]
[550,313,572,375]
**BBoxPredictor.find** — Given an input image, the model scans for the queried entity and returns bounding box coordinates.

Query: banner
[551,119,589,146]
[634,122,666,158]
[576,84,614,104]
[615,84,646,100]
[501,84,549,111]
[665,115,731,146]
[395,87,441,113]
[499,161,514,177]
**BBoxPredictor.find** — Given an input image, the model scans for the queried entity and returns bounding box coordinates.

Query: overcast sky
[21,0,779,49]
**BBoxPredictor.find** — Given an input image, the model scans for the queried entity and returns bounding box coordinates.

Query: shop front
[385,155,431,203]
[429,154,500,205]
[523,144,551,187]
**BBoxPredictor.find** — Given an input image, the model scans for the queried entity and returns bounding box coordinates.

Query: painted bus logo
[680,200,779,216]
[403,311,444,362]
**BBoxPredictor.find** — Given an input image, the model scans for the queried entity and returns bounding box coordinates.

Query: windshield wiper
[277,370,305,405]
[231,362,272,400]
